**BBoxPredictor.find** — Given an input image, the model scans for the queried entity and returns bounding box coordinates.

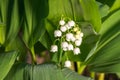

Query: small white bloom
[73,47,80,55]
[61,42,68,48]
[54,30,62,37]
[65,24,72,29]
[60,26,67,32]
[59,20,65,26]
[80,32,84,37]
[68,20,75,27]
[66,33,74,41]
[63,47,68,51]
[64,60,71,67]
[68,44,73,50]
[75,38,82,46]
[71,36,76,42]
[50,45,58,52]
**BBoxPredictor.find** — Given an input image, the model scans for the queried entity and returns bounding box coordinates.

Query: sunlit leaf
[79,0,101,32]
[0,51,18,80]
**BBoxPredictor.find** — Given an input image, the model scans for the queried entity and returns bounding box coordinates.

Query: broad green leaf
[0,51,18,80]
[5,36,27,61]
[39,31,52,49]
[32,64,65,80]
[87,10,120,72]
[89,63,120,73]
[110,0,120,13]
[5,63,92,80]
[79,0,101,32]
[96,0,115,7]
[67,22,99,61]
[5,0,20,46]
[97,2,109,18]
[0,0,9,22]
[4,63,26,80]
[62,68,93,80]
[99,9,120,43]
[23,0,48,48]
[0,23,5,44]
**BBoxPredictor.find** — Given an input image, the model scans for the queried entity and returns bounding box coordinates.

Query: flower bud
[50,45,58,52]
[73,27,78,32]
[76,31,81,34]
[54,30,62,37]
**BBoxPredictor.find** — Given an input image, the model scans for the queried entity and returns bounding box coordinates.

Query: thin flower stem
[30,47,36,64]
[58,38,63,68]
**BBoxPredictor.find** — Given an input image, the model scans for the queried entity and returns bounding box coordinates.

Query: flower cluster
[50,19,84,67]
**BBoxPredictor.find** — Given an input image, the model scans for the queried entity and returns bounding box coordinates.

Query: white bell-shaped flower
[54,30,62,37]
[68,44,73,50]
[71,36,76,42]
[50,45,58,52]
[60,26,67,32]
[64,60,71,67]
[66,33,74,41]
[80,32,84,37]
[73,47,80,55]
[61,41,68,48]
[59,20,65,26]
[65,24,72,30]
[68,20,75,27]
[75,38,82,46]
[63,47,68,51]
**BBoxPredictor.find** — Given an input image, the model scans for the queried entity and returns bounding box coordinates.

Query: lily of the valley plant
[0,0,120,80]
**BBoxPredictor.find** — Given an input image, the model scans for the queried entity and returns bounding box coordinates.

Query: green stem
[90,72,95,79]
[31,46,36,64]
[77,62,86,74]
[58,38,63,68]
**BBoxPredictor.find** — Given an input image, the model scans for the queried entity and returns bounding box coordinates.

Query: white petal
[71,36,76,42]
[54,30,62,37]
[65,24,72,29]
[75,38,82,46]
[68,44,73,50]
[80,32,84,37]
[50,45,58,52]
[66,33,74,41]
[61,42,68,48]
[73,47,80,55]
[64,60,71,67]
[59,20,65,26]
[68,20,75,27]
[60,26,67,32]
[63,47,68,51]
